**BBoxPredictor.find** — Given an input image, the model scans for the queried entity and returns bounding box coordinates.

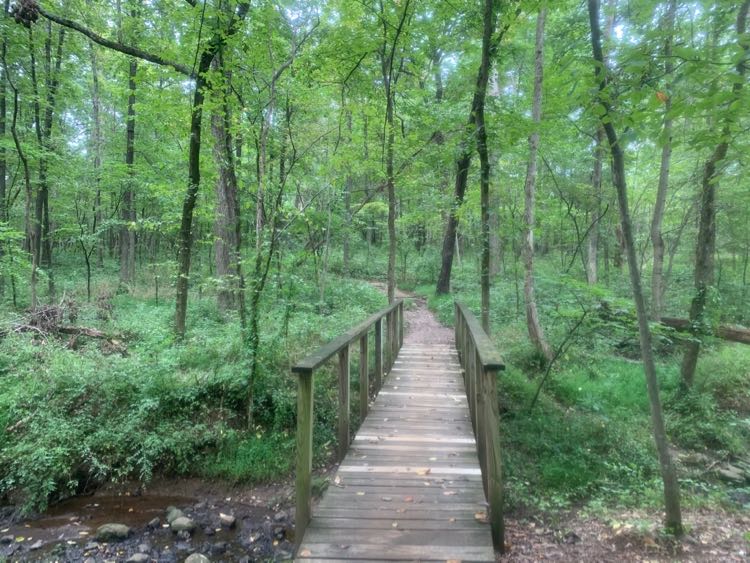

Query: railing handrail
[292,299,403,373]
[293,297,405,553]
[454,300,505,554]
[455,301,505,371]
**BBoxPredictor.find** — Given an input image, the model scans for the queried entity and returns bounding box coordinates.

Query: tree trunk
[680,0,749,389]
[586,128,603,284]
[588,0,683,534]
[476,0,495,333]
[174,1,250,337]
[436,7,512,295]
[211,56,240,312]
[88,40,104,269]
[522,6,553,361]
[0,0,7,297]
[119,58,137,286]
[650,0,676,321]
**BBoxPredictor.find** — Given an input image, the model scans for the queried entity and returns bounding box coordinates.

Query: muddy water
[1,492,295,562]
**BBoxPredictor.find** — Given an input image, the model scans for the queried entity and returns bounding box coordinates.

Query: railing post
[374,319,383,392]
[338,346,350,461]
[483,367,504,551]
[359,334,369,420]
[295,368,314,547]
[476,351,488,499]
[398,301,404,350]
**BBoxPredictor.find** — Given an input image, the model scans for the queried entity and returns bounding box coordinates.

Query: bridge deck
[295,343,495,562]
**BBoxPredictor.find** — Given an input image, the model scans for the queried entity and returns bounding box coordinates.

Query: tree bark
[588,0,683,534]
[650,0,676,321]
[0,0,7,297]
[120,57,137,286]
[680,0,749,388]
[522,6,552,360]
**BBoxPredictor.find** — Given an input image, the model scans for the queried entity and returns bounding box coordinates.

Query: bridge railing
[454,301,505,551]
[292,298,405,544]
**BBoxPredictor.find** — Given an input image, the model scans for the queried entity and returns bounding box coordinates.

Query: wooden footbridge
[292,300,505,562]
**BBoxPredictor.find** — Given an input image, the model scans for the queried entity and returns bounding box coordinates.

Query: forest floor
[2,293,749,562]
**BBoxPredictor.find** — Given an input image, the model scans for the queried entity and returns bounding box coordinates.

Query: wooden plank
[295,542,494,560]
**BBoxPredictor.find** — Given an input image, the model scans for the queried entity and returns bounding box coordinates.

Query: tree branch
[38,6,192,75]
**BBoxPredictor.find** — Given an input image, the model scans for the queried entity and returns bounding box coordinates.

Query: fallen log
[660,317,750,345]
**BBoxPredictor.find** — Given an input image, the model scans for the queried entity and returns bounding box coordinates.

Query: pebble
[29,539,43,550]
[95,523,132,541]
[127,554,150,563]
[219,513,236,528]
[166,507,185,524]
[148,517,161,529]
[138,543,151,554]
[0,535,13,544]
[171,517,196,533]
[184,553,210,563]
[273,510,288,523]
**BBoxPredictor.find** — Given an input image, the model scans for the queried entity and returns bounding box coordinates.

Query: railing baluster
[484,366,504,550]
[338,345,350,461]
[374,319,383,393]
[359,334,369,420]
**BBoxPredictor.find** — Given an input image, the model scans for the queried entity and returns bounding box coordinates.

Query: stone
[717,465,747,484]
[273,510,288,523]
[29,539,43,550]
[209,542,226,555]
[95,523,132,541]
[184,554,210,563]
[166,508,185,524]
[148,518,161,529]
[176,530,191,541]
[127,554,150,563]
[0,535,13,544]
[138,543,151,554]
[218,513,236,528]
[171,517,197,533]
[202,526,215,537]
[84,541,101,551]
[83,558,96,563]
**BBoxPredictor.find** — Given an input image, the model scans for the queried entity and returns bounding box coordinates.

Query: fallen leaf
[392,522,398,528]
[381,496,393,501]
[474,511,488,523]
[356,491,365,496]
[429,457,438,461]
[416,468,431,476]
[443,490,457,496]
[404,496,414,502]
[449,517,456,523]
[334,475,341,485]
[299,548,312,557]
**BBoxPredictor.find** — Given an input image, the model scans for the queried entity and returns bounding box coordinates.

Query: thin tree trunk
[680,0,749,389]
[88,41,104,269]
[588,0,682,534]
[120,57,137,286]
[211,55,240,312]
[586,128,603,284]
[650,0,676,321]
[436,8,514,295]
[523,6,552,361]
[174,1,250,337]
[476,0,495,333]
[0,0,7,297]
